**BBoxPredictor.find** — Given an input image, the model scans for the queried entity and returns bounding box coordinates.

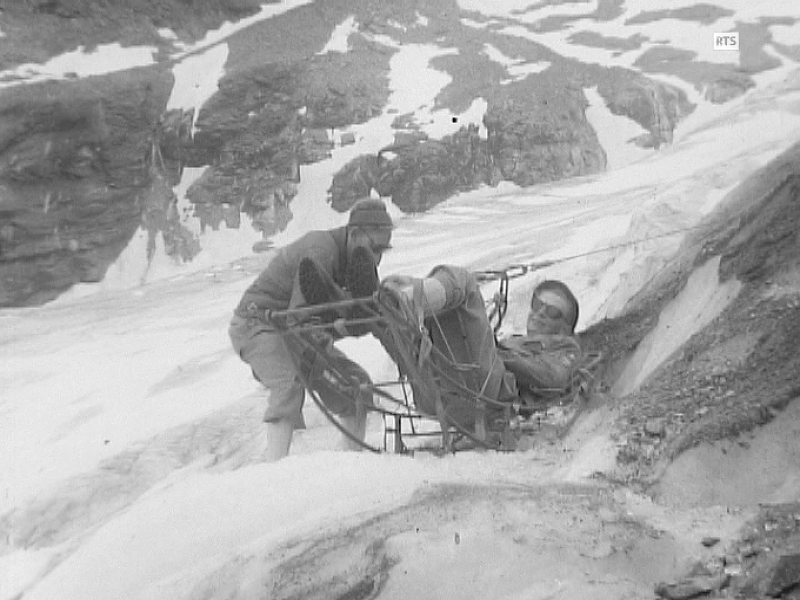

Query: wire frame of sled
[267,307,416,453]
[366,288,520,452]
[264,286,603,453]
[266,297,510,453]
[264,301,472,453]
[372,292,605,449]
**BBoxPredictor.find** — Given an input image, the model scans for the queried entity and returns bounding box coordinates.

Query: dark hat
[347,198,393,229]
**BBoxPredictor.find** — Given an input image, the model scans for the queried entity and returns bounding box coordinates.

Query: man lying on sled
[496,279,583,412]
[344,250,586,440]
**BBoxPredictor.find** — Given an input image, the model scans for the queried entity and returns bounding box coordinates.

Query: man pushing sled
[230,199,599,458]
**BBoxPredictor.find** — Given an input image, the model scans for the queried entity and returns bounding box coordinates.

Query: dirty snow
[612,255,743,396]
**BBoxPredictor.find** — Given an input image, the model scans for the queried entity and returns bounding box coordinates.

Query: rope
[474,222,705,284]
[258,172,799,453]
[474,170,799,283]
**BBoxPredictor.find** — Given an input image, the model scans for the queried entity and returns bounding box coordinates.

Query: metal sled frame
[265,282,601,455]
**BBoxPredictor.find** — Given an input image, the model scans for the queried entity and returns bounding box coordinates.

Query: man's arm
[499,335,582,392]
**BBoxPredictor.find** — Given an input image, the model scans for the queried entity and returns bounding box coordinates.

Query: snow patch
[583,86,653,171]
[461,0,786,84]
[385,44,459,123]
[19,453,516,600]
[318,15,358,54]
[626,0,799,20]
[0,546,55,600]
[699,182,739,215]
[461,17,491,30]
[771,22,800,46]
[167,44,229,134]
[483,43,550,83]
[171,0,315,59]
[653,398,800,508]
[158,28,179,41]
[457,0,598,21]
[613,255,742,396]
[0,43,158,88]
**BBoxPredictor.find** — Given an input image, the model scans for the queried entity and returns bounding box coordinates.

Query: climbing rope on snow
[475,170,798,284]
[475,221,710,285]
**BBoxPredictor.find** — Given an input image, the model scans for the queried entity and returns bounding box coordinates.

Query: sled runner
[264,273,602,454]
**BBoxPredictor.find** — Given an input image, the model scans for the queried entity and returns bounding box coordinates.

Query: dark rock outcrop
[0,68,174,306]
[727,503,800,599]
[0,0,268,72]
[331,124,493,213]
[596,72,693,148]
[483,82,606,186]
[0,1,695,306]
[329,155,385,212]
[180,63,304,220]
[704,75,755,104]
[180,38,391,221]
[0,31,393,306]
[383,124,491,212]
[330,74,691,213]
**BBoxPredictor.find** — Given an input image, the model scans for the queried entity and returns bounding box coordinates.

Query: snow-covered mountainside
[3,0,798,306]
[1,1,800,599]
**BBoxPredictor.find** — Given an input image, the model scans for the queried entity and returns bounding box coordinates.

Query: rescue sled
[264,271,602,455]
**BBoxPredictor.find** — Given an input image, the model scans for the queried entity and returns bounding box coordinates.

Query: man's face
[526,289,573,335]
[349,227,392,264]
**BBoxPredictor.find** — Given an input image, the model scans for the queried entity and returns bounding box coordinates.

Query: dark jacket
[498,333,583,394]
[234,227,349,320]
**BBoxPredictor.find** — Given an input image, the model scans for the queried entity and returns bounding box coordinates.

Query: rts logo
[714,32,739,50]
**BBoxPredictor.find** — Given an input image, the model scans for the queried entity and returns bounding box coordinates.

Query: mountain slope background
[1,1,800,599]
[5,0,793,306]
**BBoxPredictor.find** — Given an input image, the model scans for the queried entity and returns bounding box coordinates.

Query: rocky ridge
[0,0,767,307]
[578,141,800,600]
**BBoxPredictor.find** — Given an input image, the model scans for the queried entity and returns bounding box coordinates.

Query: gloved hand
[297,257,342,326]
[299,257,336,306]
[345,246,379,298]
[309,328,334,351]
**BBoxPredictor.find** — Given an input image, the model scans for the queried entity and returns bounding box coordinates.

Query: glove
[345,246,379,298]
[298,257,342,324]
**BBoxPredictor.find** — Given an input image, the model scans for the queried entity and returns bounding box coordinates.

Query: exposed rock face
[179,63,305,230]
[483,85,606,187]
[0,31,394,306]
[0,0,267,71]
[331,125,493,213]
[0,2,695,306]
[330,155,385,212]
[0,68,174,306]
[330,76,689,213]
[378,125,492,212]
[596,72,693,148]
[0,43,692,306]
[704,75,755,104]
[179,48,390,232]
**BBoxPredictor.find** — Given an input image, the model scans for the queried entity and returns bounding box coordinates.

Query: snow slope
[3,1,800,598]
